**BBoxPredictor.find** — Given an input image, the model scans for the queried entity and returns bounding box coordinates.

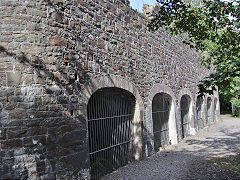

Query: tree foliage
[148,0,240,112]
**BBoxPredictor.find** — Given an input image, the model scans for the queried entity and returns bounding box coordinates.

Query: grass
[203,154,240,175]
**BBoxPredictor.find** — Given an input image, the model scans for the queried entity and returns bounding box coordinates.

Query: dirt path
[103,115,240,180]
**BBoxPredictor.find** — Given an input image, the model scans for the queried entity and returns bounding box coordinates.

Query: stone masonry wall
[0,0,215,179]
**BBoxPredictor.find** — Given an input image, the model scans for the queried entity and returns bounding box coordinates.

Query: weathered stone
[1,139,22,149]
[6,72,22,86]
[0,63,12,71]
[49,36,67,46]
[22,44,43,55]
[58,129,86,147]
[8,108,27,119]
[7,129,27,139]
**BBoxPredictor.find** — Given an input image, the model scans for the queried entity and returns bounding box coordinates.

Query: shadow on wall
[0,45,155,179]
[0,44,92,179]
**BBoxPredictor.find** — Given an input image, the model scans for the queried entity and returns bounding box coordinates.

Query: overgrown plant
[148,0,240,114]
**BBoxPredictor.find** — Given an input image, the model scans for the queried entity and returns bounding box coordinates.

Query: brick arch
[145,84,177,156]
[79,75,144,161]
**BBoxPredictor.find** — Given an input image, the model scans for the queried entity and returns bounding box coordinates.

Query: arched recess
[206,97,212,126]
[152,93,171,151]
[178,89,195,140]
[213,97,218,122]
[180,95,191,138]
[213,88,220,122]
[196,96,204,130]
[145,84,177,155]
[79,75,144,178]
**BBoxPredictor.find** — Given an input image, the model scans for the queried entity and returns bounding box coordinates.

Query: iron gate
[87,88,135,179]
[207,97,212,125]
[196,97,203,129]
[213,98,217,122]
[180,95,190,138]
[152,93,171,151]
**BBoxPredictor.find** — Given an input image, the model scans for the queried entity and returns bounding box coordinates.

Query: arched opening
[213,98,218,122]
[152,93,171,151]
[196,97,203,130]
[206,97,212,125]
[180,95,191,138]
[87,87,136,179]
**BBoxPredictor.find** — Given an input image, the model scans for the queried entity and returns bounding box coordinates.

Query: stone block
[59,149,89,169]
[49,36,67,46]
[0,63,12,71]
[8,108,27,119]
[22,44,43,55]
[58,129,86,148]
[1,139,22,149]
[7,128,27,139]
[6,72,21,86]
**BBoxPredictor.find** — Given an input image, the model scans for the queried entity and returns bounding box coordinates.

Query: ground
[103,115,240,180]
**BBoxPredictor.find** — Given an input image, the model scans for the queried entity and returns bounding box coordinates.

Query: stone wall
[0,0,219,179]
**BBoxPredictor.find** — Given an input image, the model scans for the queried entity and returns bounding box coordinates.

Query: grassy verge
[185,154,240,180]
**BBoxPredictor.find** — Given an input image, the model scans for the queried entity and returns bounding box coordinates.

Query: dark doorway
[152,93,171,151]
[87,87,135,179]
[180,95,191,138]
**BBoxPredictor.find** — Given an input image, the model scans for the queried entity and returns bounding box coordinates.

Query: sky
[130,0,157,12]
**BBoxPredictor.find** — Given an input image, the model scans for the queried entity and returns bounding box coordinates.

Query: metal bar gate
[213,98,217,122]
[87,88,135,179]
[152,93,171,151]
[180,95,190,138]
[207,98,212,125]
[196,97,203,129]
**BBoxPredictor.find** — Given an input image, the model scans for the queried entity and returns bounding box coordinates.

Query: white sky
[130,0,157,12]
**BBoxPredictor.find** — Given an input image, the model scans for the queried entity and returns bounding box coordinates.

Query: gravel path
[103,115,240,180]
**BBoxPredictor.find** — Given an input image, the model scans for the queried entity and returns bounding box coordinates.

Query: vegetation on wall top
[148,0,240,114]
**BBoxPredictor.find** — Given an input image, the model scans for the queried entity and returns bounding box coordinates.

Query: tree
[148,0,240,115]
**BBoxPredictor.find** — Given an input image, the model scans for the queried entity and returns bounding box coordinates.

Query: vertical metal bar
[101,94,104,177]
[162,95,165,146]
[116,94,120,168]
[123,96,128,166]
[119,95,123,167]
[122,96,125,166]
[118,95,121,167]
[97,93,101,152]
[90,97,94,178]
[94,95,97,152]
[123,100,126,166]
[163,95,166,146]
[112,93,115,171]
[106,94,109,149]
[107,93,111,171]
[113,93,117,169]
[127,96,131,160]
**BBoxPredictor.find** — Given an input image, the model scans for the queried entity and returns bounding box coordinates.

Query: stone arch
[178,88,195,140]
[79,75,144,163]
[145,84,177,155]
